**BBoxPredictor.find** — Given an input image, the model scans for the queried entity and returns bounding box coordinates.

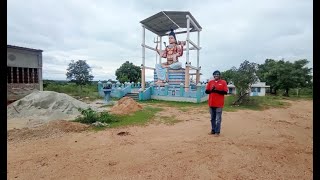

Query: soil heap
[109,97,143,115]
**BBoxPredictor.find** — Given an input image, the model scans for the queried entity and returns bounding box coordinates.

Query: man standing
[205,70,228,136]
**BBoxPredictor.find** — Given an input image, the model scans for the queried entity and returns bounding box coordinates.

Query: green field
[44,80,100,101]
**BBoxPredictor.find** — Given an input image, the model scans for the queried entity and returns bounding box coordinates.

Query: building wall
[251,82,266,87]
[151,95,208,103]
[228,87,236,95]
[250,87,266,96]
[7,46,43,101]
[7,48,41,68]
[228,82,269,96]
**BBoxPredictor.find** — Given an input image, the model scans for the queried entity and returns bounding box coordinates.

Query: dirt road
[8,100,313,179]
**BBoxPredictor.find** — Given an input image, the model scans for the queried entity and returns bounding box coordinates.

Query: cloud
[8,0,312,81]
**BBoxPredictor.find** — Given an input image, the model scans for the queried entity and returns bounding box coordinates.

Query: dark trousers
[209,107,223,133]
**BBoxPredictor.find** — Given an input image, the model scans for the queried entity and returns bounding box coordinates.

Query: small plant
[75,108,99,124]
[99,112,118,123]
[74,108,118,124]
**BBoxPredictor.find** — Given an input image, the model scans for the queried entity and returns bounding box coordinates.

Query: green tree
[291,59,312,88]
[257,59,312,96]
[66,60,94,90]
[257,59,280,94]
[221,69,236,84]
[278,59,312,96]
[115,61,141,83]
[232,60,258,104]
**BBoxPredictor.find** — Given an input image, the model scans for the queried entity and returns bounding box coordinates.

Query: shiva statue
[155,29,185,85]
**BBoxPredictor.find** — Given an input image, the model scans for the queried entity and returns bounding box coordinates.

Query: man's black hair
[213,70,221,75]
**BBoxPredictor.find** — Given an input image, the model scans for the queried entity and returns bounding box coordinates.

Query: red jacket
[206,79,228,108]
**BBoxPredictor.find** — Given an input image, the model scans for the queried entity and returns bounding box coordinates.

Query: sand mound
[110,97,143,115]
[8,120,89,142]
[7,91,93,129]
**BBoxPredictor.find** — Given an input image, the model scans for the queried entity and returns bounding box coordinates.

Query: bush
[75,108,118,124]
[289,87,313,96]
[75,108,99,124]
[99,112,118,123]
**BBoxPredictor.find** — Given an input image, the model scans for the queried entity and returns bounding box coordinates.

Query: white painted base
[151,95,208,103]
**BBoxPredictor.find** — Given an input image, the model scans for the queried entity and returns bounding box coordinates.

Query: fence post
[128,82,132,93]
[117,87,122,98]
[150,82,154,95]
[180,83,184,97]
[138,88,143,100]
[98,81,104,97]
[196,83,202,103]
[164,83,169,96]
[201,83,205,96]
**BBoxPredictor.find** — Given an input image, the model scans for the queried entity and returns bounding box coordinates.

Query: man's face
[169,35,176,44]
[213,74,220,80]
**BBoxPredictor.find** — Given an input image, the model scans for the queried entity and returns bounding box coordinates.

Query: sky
[7,0,313,81]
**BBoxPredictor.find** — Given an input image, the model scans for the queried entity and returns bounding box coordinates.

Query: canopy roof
[140,11,202,36]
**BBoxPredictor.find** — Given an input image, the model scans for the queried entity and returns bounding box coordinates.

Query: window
[7,66,39,84]
[257,87,261,92]
[251,87,261,93]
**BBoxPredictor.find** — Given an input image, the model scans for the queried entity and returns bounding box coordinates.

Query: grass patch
[74,106,162,130]
[140,99,208,112]
[109,106,162,128]
[277,95,313,101]
[223,95,290,111]
[156,115,182,125]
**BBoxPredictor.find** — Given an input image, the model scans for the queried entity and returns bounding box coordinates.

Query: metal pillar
[196,31,200,84]
[159,36,162,64]
[141,26,146,90]
[185,16,190,92]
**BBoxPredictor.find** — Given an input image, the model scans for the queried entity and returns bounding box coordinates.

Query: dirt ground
[7,100,313,179]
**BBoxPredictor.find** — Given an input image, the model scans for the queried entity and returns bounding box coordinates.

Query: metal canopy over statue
[140,11,202,92]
